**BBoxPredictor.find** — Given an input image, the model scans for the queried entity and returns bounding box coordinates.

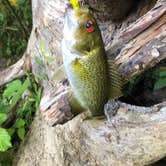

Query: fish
[62,7,122,116]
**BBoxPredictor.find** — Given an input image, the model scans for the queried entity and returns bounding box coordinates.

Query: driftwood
[13,101,166,166]
[0,0,165,165]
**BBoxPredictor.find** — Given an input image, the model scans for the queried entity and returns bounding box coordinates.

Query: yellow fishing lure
[70,0,80,10]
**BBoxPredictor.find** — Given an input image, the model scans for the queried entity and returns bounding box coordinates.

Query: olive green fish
[62,7,122,116]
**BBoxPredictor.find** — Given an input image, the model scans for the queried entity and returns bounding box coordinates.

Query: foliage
[0,0,32,65]
[0,114,8,124]
[2,78,30,111]
[0,2,37,162]
[0,73,42,153]
[123,62,166,105]
[0,113,11,152]
[0,128,12,152]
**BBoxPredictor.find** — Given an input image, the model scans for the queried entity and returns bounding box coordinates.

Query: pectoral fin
[107,58,123,99]
[72,58,91,81]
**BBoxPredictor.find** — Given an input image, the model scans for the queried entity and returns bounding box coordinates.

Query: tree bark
[0,0,165,165]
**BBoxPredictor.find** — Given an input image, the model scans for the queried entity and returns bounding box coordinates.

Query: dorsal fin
[107,58,123,99]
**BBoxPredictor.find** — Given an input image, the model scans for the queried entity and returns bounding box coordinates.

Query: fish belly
[66,54,108,116]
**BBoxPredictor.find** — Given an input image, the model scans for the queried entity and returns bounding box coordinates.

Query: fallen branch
[0,57,25,86]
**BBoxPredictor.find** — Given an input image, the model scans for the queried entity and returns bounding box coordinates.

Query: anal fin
[68,90,85,115]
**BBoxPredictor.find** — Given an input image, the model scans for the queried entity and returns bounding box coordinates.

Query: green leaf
[15,118,25,128]
[3,80,22,99]
[18,0,25,5]
[35,87,42,109]
[0,103,9,114]
[17,127,25,140]
[44,56,55,62]
[154,78,166,90]
[39,73,47,80]
[6,59,12,66]
[21,77,31,93]
[2,78,30,110]
[35,73,47,81]
[0,12,4,22]
[28,98,35,102]
[34,75,39,84]
[39,41,46,53]
[7,128,15,137]
[0,128,12,152]
[0,113,8,124]
[159,70,166,77]
[35,56,45,67]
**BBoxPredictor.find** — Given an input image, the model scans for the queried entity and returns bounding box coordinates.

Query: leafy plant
[122,62,166,106]
[0,0,34,164]
[0,78,30,152]
[0,73,42,152]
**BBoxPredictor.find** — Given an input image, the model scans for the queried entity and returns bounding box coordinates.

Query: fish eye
[86,23,91,28]
[86,20,94,33]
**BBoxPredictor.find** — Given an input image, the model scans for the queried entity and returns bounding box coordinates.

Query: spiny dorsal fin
[107,58,123,99]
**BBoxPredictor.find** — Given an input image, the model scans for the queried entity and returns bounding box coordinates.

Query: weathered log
[0,56,25,86]
[13,102,166,166]
[0,0,165,165]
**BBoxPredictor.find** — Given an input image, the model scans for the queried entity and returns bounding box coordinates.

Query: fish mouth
[63,8,92,57]
[65,9,79,30]
[63,9,83,55]
[63,9,79,43]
